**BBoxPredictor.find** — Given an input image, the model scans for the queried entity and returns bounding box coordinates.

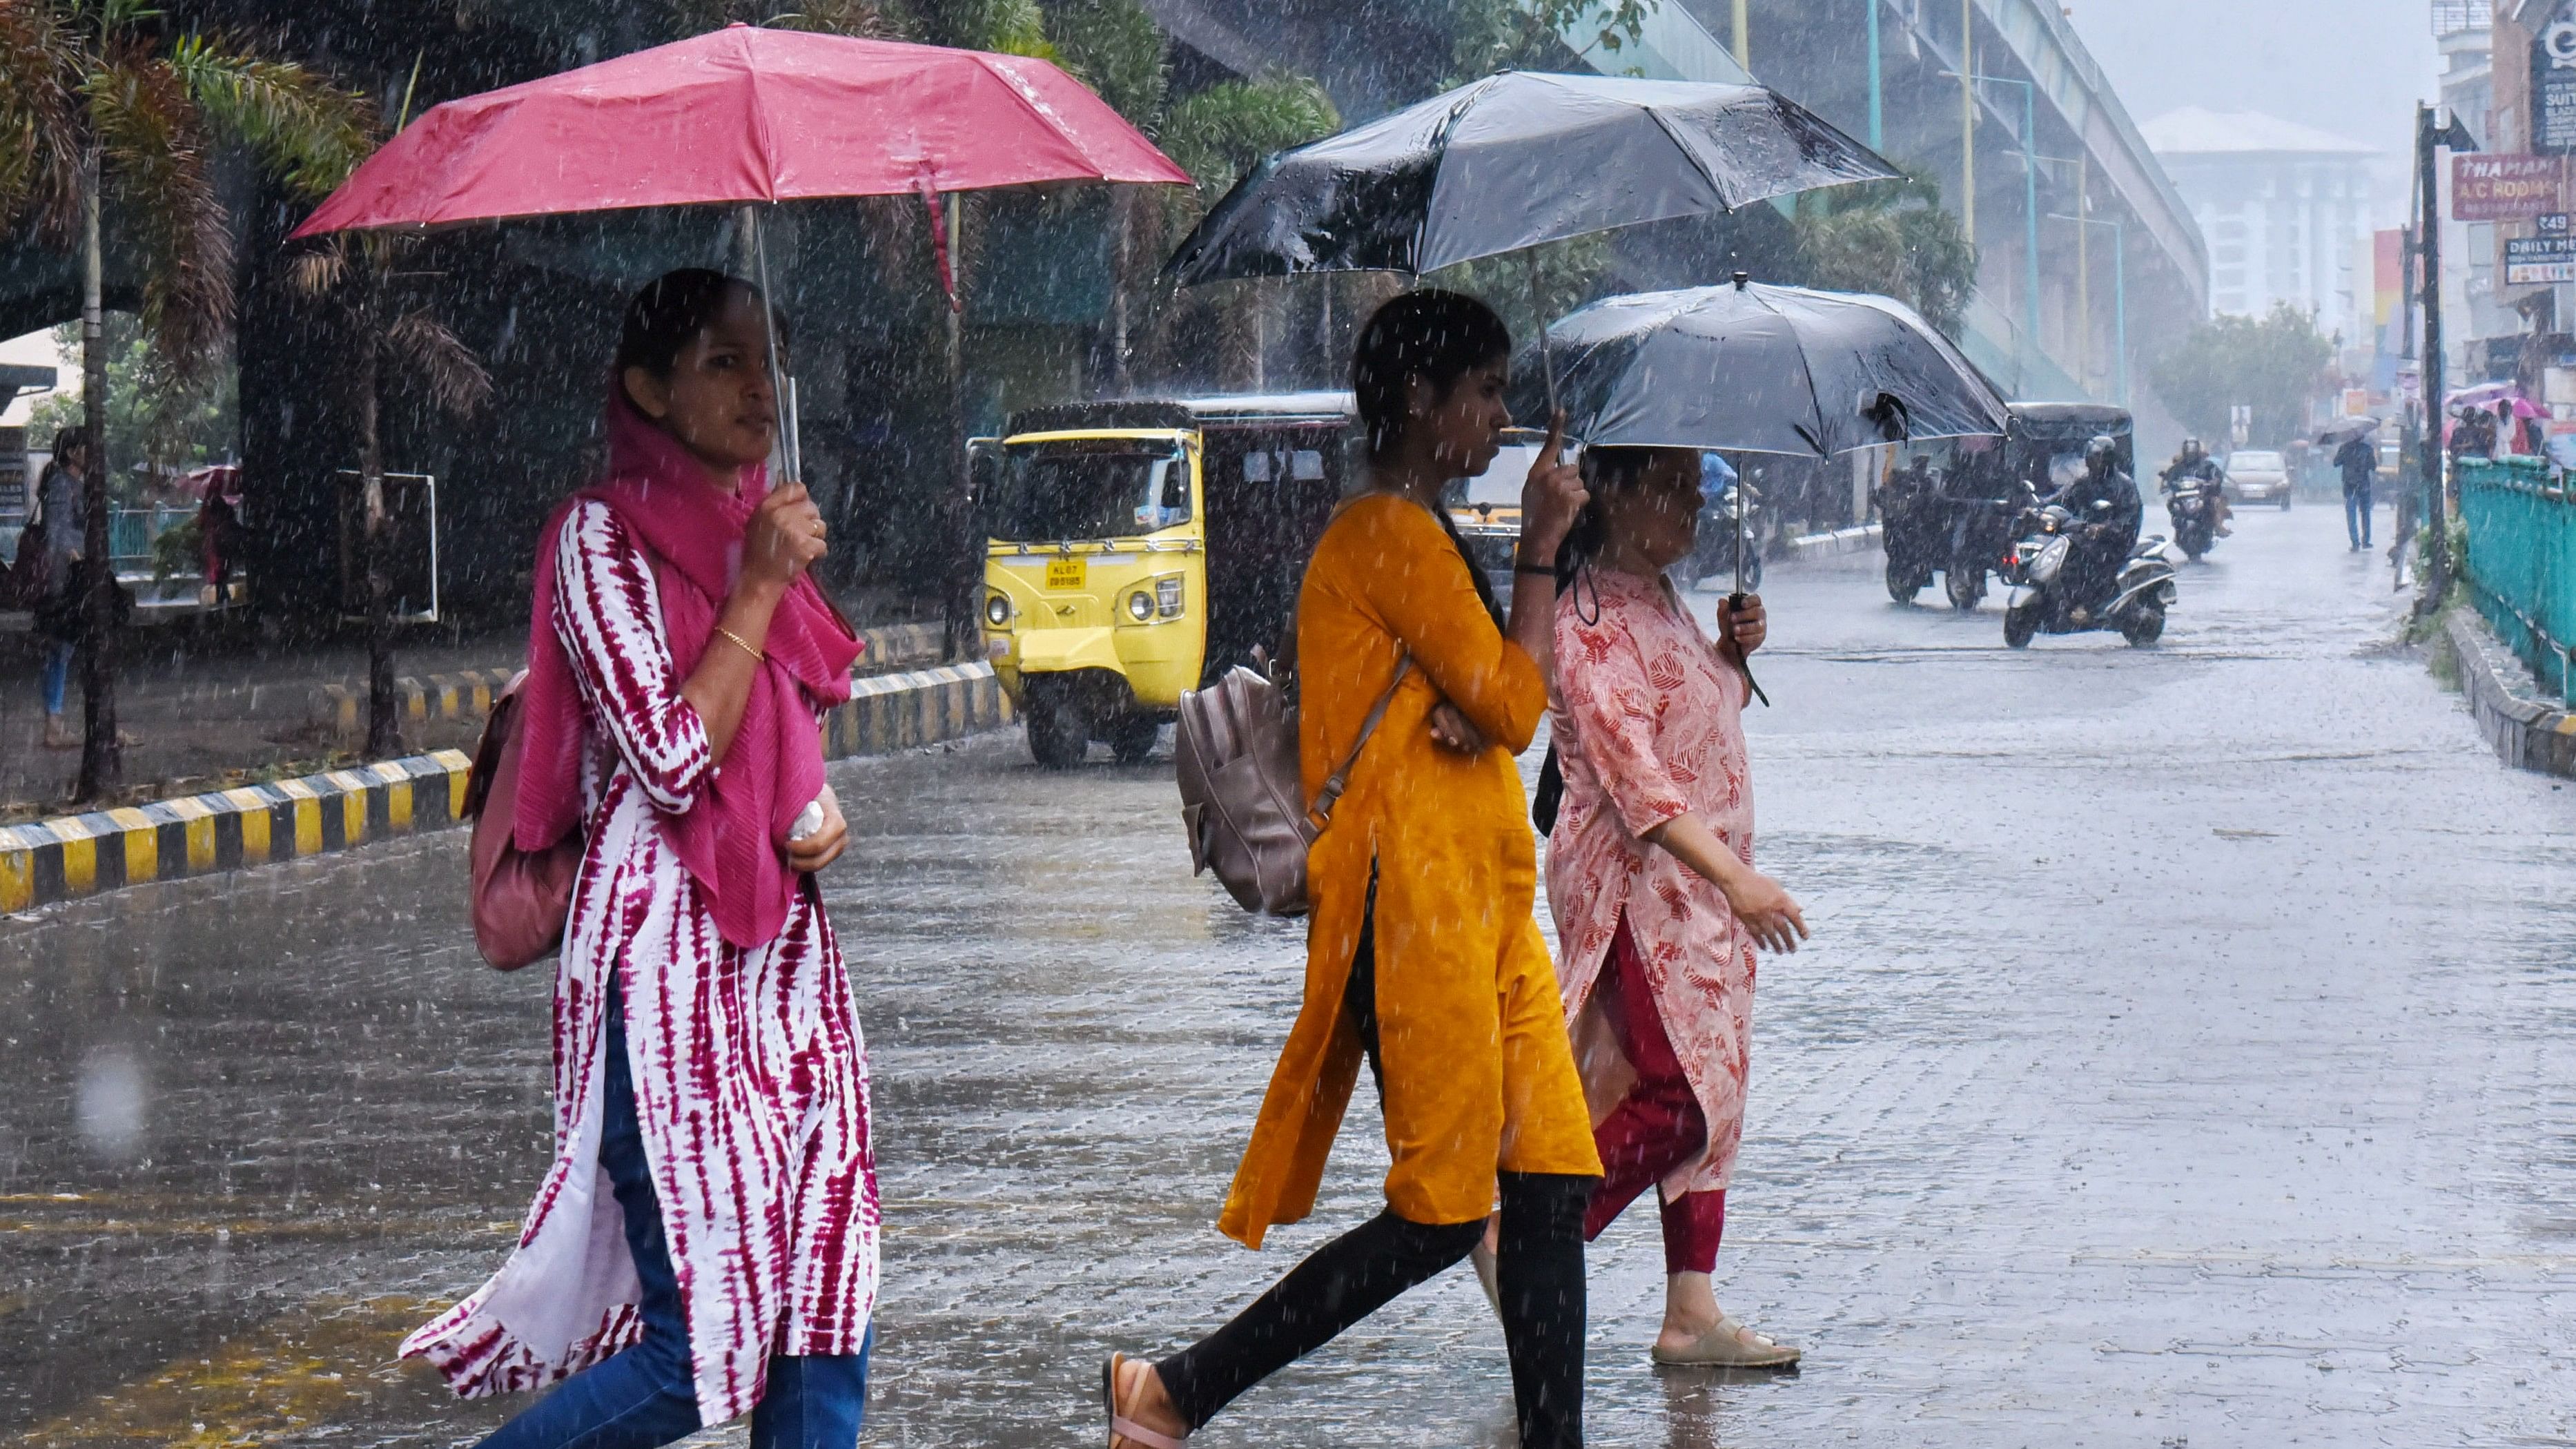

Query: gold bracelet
[714,625,765,663]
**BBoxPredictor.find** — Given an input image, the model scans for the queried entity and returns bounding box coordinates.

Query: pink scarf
[515,389,860,949]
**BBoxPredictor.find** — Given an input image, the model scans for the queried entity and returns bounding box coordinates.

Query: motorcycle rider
[2161,436,2233,537]
[2043,434,2141,620]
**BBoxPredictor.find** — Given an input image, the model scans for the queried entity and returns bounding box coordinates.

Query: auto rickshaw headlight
[984,593,1012,628]
[1126,590,1155,622]
[1156,576,1184,618]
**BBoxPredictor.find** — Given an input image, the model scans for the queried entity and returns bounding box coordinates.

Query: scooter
[1679,477,1762,592]
[2000,496,2179,648]
[2163,471,2224,561]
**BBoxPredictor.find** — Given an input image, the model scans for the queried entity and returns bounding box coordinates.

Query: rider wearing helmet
[2045,434,2142,612]
[2163,437,2234,537]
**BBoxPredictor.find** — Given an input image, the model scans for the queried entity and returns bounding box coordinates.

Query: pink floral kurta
[403,500,880,1426]
[1546,569,1757,1198]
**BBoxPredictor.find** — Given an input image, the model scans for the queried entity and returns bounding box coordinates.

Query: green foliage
[922,0,1055,56]
[679,0,920,37]
[1448,0,1658,83]
[1159,75,1340,204]
[1428,235,1610,353]
[27,315,238,488]
[1790,171,1978,335]
[2147,301,2336,447]
[0,1,373,373]
[1046,0,1167,124]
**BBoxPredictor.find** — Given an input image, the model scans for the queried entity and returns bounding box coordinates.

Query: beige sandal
[1651,1314,1802,1369]
[1102,1352,1188,1449]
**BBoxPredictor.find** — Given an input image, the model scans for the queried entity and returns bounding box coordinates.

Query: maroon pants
[1583,918,1726,1276]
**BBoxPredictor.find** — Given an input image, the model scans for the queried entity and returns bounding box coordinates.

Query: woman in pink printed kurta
[406,271,877,1448]
[1545,446,1808,1370]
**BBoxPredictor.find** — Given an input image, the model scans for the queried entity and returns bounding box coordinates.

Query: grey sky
[2065,0,2443,225]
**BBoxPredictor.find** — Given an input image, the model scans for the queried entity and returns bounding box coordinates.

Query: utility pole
[1733,0,1750,70]
[2417,101,2475,610]
[1866,0,1884,150]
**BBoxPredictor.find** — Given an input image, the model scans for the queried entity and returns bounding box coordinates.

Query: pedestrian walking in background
[1544,446,1809,1369]
[406,270,877,1449]
[2334,433,2377,551]
[32,430,90,750]
[1102,291,1601,1449]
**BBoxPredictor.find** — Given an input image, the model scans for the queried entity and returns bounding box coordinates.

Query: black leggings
[1157,908,1596,1448]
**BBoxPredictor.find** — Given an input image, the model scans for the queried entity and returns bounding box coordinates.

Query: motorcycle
[1944,492,2020,612]
[1999,492,2179,649]
[1678,476,1763,592]
[1876,467,1949,603]
[2163,469,2224,561]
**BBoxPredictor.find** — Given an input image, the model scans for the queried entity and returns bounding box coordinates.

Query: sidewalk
[0,614,521,817]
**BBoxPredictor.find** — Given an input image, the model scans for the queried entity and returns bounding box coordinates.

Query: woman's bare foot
[1109,1354,1190,1448]
[1655,1270,1722,1354]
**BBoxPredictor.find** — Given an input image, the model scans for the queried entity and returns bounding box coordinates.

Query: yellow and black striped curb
[1,752,475,913]
[309,668,518,740]
[302,625,960,746]
[5,663,1012,914]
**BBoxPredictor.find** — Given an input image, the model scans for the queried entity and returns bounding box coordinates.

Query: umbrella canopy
[1512,280,2009,457]
[2314,416,2381,443]
[291,22,1189,239]
[1165,71,1895,285]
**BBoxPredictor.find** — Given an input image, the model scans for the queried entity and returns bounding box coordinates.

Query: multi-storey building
[2142,108,2379,333]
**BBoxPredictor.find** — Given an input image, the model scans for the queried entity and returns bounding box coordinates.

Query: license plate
[1044,557,1087,590]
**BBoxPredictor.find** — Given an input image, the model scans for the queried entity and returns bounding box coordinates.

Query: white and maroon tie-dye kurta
[404,500,879,1426]
[1546,569,1757,1199]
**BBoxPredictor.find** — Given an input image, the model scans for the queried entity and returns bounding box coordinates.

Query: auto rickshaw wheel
[1024,682,1089,768]
[1107,713,1161,766]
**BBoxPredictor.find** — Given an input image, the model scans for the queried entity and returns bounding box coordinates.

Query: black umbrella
[1167,72,1897,284]
[1514,278,2010,456]
[1515,277,2009,607]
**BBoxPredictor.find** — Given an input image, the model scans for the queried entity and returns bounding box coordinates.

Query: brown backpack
[1173,655,1408,917]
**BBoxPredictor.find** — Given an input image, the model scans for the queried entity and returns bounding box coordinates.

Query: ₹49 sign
[2454,155,2568,221]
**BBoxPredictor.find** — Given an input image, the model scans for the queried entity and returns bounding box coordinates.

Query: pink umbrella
[291,23,1190,476]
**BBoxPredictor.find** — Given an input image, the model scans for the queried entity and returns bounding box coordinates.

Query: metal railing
[2458,458,2576,705]
[2432,1,2488,37]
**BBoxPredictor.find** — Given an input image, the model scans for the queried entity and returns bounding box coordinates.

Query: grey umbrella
[1513,278,2011,456]
[1167,72,1898,284]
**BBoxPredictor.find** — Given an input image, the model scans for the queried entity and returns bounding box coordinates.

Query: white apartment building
[2142,106,2379,336]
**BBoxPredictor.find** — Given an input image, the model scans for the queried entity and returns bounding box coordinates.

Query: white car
[2223,449,2292,509]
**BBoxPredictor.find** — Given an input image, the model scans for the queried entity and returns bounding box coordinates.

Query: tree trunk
[361,331,397,759]
[75,148,120,802]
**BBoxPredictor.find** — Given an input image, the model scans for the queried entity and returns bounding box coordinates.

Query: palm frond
[0,0,88,239]
[386,309,492,419]
[84,48,231,371]
[1048,0,1167,126]
[287,240,350,298]
[762,0,919,39]
[166,32,373,196]
[1158,73,1338,205]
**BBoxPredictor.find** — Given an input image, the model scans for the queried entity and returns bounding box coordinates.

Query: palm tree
[289,235,491,759]
[0,0,371,800]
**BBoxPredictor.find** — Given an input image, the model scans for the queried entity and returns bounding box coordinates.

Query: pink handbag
[464,672,583,970]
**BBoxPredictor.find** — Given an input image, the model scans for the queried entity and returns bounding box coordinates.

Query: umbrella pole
[745,203,801,483]
[1524,251,1559,417]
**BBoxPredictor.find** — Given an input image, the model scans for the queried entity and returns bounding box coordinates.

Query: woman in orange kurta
[1102,293,1601,1449]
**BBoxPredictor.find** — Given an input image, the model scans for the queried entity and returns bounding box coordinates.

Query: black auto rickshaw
[1942,402,2134,609]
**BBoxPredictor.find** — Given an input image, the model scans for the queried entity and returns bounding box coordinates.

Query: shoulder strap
[1309,654,1412,826]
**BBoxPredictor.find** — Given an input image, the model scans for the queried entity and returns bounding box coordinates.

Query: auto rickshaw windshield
[990,438,1191,542]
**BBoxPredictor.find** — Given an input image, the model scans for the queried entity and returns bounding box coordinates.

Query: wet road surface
[5,498,2574,1447]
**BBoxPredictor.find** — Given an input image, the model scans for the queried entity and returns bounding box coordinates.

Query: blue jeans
[2345,489,2372,548]
[41,639,72,716]
[476,993,872,1449]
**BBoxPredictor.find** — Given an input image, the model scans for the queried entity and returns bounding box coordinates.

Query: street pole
[1960,1,1975,248]
[1733,0,1749,69]
[2020,83,2040,359]
[1866,0,1884,150]
[2112,216,2127,405]
[2075,164,2089,387]
[2417,103,2449,608]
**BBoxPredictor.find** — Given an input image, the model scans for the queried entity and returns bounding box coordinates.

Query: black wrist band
[1514,562,1557,577]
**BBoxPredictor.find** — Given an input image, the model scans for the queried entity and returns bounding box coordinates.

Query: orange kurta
[1218,493,1601,1247]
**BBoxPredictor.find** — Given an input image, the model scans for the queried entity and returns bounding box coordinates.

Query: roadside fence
[2457,457,2576,706]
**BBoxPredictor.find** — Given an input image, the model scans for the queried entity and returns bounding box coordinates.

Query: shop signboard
[2538,2,2576,155]
[2506,233,2576,284]
[2456,155,2568,220]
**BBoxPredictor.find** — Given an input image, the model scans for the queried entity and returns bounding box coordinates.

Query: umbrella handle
[1723,590,1771,708]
